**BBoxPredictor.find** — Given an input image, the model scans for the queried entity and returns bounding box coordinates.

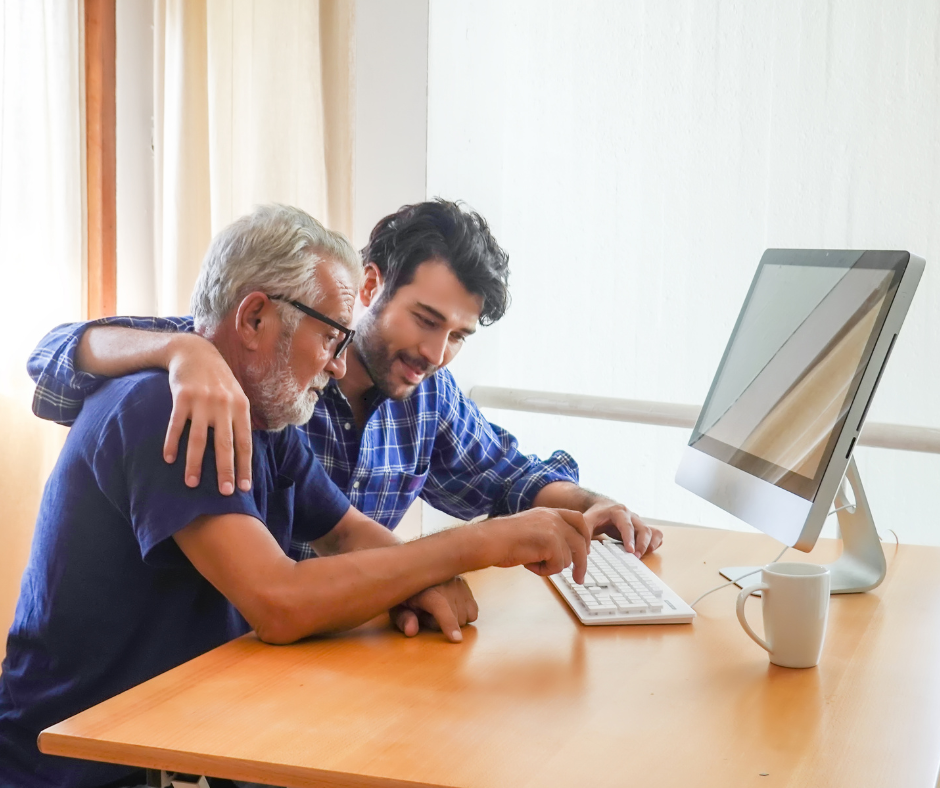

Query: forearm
[76,326,203,377]
[178,506,588,645]
[531,481,608,513]
[310,513,403,556]
[271,524,492,642]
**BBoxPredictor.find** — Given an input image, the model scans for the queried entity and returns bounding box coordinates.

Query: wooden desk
[40,525,940,788]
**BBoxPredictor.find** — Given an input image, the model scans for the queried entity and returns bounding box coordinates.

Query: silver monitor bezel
[676,249,924,551]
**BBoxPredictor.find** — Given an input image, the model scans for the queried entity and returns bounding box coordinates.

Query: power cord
[689,543,789,609]
[688,502,873,609]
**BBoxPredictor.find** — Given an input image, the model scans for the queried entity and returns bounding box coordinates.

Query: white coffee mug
[736,562,831,669]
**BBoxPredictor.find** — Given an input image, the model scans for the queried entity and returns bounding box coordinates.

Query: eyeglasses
[268,295,356,359]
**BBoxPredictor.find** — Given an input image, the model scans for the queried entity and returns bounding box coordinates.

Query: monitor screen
[690,250,906,501]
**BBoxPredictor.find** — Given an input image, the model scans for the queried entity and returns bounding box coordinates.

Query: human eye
[414,312,436,328]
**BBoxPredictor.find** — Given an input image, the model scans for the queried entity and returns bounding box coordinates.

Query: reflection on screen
[692,252,899,500]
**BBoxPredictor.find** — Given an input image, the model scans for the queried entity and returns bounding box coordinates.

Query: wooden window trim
[84,0,116,318]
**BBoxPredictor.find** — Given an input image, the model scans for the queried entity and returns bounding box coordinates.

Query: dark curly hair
[361,199,511,325]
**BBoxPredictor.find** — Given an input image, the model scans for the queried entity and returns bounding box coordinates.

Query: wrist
[533,481,602,513]
[458,520,504,572]
[164,332,209,372]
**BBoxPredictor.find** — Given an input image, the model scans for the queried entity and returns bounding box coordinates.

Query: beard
[245,330,329,431]
[354,304,438,400]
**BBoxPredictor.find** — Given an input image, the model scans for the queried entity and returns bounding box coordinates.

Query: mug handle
[736,583,771,653]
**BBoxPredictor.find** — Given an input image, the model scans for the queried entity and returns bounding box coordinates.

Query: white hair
[190,204,361,333]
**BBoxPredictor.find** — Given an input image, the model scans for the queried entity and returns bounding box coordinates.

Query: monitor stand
[719,458,887,595]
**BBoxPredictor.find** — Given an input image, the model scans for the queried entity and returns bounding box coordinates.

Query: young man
[1,205,591,788]
[29,201,662,562]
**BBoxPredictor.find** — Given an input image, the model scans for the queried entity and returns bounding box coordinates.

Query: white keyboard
[549,539,696,625]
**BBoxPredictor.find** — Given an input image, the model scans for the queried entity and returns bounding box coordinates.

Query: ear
[359,263,385,308]
[234,292,277,350]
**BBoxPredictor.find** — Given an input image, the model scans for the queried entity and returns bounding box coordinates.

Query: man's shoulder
[81,370,172,428]
[425,367,464,401]
[93,369,171,403]
[425,368,481,420]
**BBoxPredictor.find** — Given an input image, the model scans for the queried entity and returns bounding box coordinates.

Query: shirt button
[344,422,352,430]
[352,481,360,489]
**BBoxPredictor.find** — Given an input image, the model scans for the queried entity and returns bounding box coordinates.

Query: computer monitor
[676,250,924,593]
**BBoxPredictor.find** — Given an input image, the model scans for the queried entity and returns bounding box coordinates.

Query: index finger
[604,507,638,555]
[564,527,589,584]
[415,591,463,643]
[163,396,189,466]
[556,509,592,548]
[630,512,654,557]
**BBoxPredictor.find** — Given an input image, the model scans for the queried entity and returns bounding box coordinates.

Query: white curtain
[0,0,84,397]
[151,0,354,316]
[0,0,83,661]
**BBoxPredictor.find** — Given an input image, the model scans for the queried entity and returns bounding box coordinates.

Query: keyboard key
[548,540,695,625]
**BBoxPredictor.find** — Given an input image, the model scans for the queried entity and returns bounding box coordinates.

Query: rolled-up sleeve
[28,316,195,425]
[422,370,579,520]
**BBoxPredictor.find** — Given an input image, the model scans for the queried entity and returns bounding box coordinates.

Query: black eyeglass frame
[268,295,355,359]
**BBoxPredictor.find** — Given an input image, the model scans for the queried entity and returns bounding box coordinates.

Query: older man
[0,205,590,788]
[29,201,662,560]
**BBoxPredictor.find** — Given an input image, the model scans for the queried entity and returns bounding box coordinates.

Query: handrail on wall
[469,386,940,456]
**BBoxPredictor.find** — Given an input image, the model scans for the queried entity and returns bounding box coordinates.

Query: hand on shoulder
[164,333,253,496]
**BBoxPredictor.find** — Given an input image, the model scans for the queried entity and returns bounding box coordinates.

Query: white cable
[688,504,855,609]
[689,543,789,609]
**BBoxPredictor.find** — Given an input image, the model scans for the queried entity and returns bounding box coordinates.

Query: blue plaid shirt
[28,318,580,557]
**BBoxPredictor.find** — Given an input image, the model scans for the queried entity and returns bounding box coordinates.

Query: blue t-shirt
[0,371,350,788]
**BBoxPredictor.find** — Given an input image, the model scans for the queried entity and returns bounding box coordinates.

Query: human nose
[418,331,448,368]
[326,349,347,379]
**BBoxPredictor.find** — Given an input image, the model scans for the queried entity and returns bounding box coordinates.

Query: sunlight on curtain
[150,0,353,316]
[0,0,83,660]
[0,0,84,399]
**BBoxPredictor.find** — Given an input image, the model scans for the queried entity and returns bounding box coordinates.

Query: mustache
[310,372,331,392]
[398,352,436,376]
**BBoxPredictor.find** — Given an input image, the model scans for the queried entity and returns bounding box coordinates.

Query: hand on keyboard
[584,502,663,557]
[487,508,592,584]
[549,539,695,625]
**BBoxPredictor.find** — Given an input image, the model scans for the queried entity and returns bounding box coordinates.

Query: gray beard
[245,331,328,431]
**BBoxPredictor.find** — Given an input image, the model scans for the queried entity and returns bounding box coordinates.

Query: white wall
[352,0,428,249]
[116,0,156,315]
[427,0,940,544]
[355,0,430,538]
